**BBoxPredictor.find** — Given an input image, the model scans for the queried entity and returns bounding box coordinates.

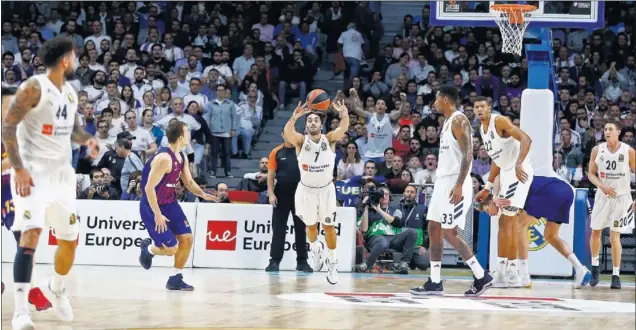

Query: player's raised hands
[155,213,170,233]
[291,101,310,120]
[13,168,34,197]
[332,100,348,115]
[515,163,528,183]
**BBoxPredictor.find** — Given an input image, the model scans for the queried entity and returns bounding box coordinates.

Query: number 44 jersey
[16,74,78,165]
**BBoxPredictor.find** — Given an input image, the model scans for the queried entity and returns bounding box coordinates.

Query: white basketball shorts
[10,162,79,241]
[590,193,635,233]
[295,182,337,226]
[498,163,534,216]
[427,174,473,229]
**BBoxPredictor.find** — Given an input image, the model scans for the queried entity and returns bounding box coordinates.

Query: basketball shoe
[507,269,522,288]
[465,271,494,297]
[41,278,73,322]
[410,278,444,296]
[574,266,591,289]
[520,274,532,288]
[311,241,325,271]
[326,257,338,285]
[11,312,35,330]
[492,270,508,288]
[589,265,600,287]
[28,287,52,311]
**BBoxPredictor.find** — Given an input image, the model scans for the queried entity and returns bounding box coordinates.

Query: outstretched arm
[1,78,41,170]
[181,156,217,201]
[283,102,309,149]
[496,115,532,165]
[451,114,473,187]
[327,100,350,143]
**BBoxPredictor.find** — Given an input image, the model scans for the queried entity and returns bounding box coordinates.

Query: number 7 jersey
[594,142,631,197]
[297,134,335,188]
[16,75,78,165]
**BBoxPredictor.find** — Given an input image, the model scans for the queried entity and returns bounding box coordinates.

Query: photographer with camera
[355,181,418,274]
[121,171,143,201]
[78,168,120,200]
[391,184,430,271]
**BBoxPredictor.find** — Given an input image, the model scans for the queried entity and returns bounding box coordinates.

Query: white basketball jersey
[16,75,78,166]
[437,111,471,177]
[364,113,392,158]
[480,114,527,170]
[297,135,335,187]
[595,142,632,197]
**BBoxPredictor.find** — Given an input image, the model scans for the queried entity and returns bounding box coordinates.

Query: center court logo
[528,217,548,251]
[206,220,237,251]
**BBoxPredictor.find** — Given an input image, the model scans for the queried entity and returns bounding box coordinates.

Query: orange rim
[491,4,537,25]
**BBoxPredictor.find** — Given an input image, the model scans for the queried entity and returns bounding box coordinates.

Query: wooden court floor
[1,264,634,330]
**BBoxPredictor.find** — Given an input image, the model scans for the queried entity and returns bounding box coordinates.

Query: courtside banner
[1,201,197,267]
[192,204,356,272]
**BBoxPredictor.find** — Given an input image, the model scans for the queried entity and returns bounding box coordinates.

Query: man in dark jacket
[392,185,430,270]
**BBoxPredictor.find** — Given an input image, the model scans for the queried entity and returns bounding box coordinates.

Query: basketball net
[490,4,537,56]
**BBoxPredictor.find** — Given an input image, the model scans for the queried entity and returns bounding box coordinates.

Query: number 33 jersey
[594,142,631,197]
[16,74,78,165]
[297,134,335,188]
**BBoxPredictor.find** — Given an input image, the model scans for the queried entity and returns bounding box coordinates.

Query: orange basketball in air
[306,89,331,111]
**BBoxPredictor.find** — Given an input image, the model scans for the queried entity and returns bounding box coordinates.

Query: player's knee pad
[501,206,521,217]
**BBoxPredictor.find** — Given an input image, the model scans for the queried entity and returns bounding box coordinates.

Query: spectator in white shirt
[87,48,106,73]
[121,48,140,81]
[95,81,128,114]
[162,33,184,63]
[166,71,189,98]
[131,67,153,104]
[203,50,235,86]
[183,77,209,114]
[83,70,108,103]
[232,44,255,84]
[337,141,365,180]
[123,110,158,157]
[94,119,115,166]
[233,91,260,158]
[102,108,124,138]
[156,96,201,132]
[338,23,365,90]
[84,20,112,54]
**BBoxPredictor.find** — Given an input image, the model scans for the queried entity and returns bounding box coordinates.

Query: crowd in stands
[1,2,635,206]
[2,1,367,200]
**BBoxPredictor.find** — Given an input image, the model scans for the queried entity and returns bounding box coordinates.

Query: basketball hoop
[490,4,537,55]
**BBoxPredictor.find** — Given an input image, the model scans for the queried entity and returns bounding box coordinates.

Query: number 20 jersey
[594,142,631,197]
[16,74,77,166]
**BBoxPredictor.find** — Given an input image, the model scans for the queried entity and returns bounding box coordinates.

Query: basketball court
[1,264,634,329]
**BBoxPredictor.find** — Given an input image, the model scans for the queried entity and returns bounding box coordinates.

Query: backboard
[430,1,604,29]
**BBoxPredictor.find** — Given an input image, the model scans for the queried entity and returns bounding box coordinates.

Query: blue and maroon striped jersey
[141,147,185,205]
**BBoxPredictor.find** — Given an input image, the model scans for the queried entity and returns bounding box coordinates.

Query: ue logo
[206,221,237,251]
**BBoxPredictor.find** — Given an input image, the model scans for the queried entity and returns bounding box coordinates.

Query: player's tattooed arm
[452,114,473,187]
[71,112,94,145]
[496,116,532,165]
[1,78,41,170]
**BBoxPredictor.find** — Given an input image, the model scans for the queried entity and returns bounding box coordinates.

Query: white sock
[309,239,320,252]
[591,256,600,266]
[50,271,66,293]
[519,259,529,276]
[328,248,337,262]
[14,283,30,314]
[508,259,518,274]
[174,268,182,275]
[430,261,442,283]
[567,254,584,270]
[147,245,155,255]
[613,267,620,276]
[497,257,508,273]
[466,256,485,280]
